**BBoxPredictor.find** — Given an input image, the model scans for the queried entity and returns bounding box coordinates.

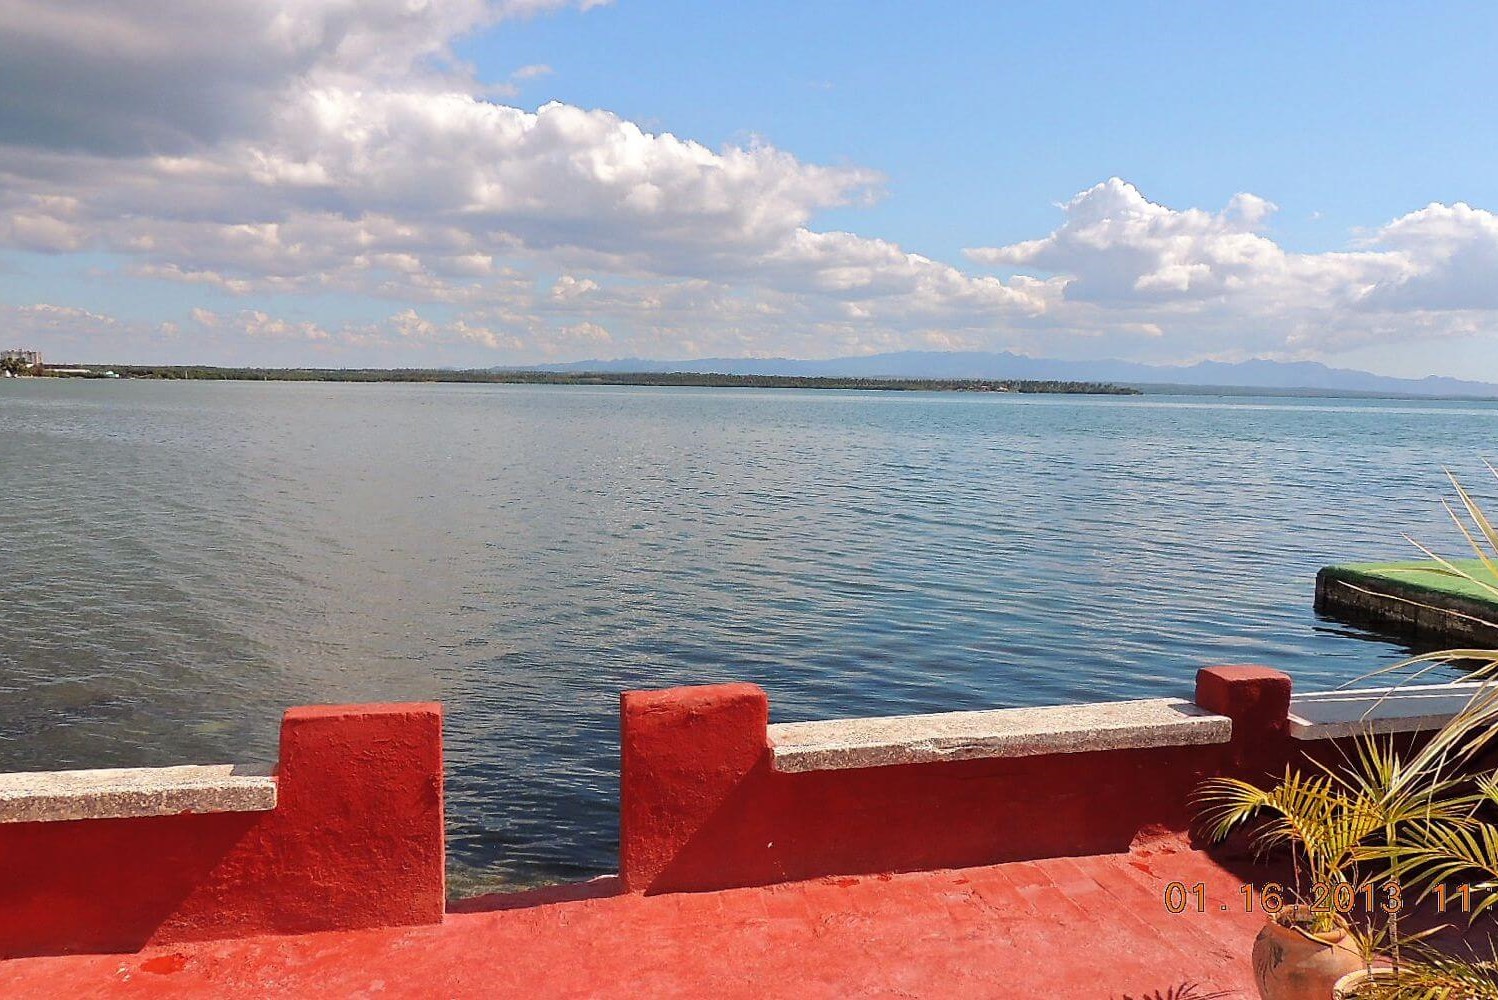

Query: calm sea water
[1,379,1493,890]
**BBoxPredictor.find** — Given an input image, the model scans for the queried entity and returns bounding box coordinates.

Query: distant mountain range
[509,351,1498,398]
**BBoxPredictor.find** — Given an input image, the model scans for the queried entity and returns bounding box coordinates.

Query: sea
[2,378,1493,891]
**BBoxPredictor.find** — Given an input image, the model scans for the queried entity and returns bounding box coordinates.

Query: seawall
[1,667,1480,957]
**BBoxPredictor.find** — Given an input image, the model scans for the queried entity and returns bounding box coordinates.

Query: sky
[2,1,1497,377]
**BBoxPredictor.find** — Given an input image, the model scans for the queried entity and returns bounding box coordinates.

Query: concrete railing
[0,764,277,825]
[0,703,444,958]
[767,697,1231,772]
[618,666,1291,895]
[1288,680,1494,739]
[619,667,1486,895]
[4,667,1482,956]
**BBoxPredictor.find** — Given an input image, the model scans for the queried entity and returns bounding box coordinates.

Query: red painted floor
[1,838,1268,999]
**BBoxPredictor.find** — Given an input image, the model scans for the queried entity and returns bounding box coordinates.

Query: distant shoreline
[38,366,1143,395]
[20,367,1498,400]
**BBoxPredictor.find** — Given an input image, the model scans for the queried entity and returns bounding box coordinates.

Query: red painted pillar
[1194,665,1292,782]
[161,702,447,940]
[266,702,446,930]
[0,702,445,958]
[619,683,769,894]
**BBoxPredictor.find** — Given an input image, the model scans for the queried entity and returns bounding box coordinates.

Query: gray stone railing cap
[767,697,1230,773]
[1289,680,1498,740]
[0,763,278,824]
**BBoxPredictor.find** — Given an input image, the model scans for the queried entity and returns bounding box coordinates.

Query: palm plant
[1388,774,1498,923]
[1196,764,1374,935]
[1357,469,1498,924]
[1405,467,1498,604]
[1194,467,1498,991]
[1195,733,1468,950]
[1346,940,1498,998]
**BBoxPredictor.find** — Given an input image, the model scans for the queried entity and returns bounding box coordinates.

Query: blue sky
[2,1,1497,378]
[476,1,1498,257]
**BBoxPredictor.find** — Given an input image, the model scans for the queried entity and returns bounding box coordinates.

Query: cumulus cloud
[0,196,89,252]
[255,93,878,261]
[965,179,1498,358]
[12,302,118,327]
[968,180,1295,303]
[963,178,1408,313]
[559,320,611,343]
[0,0,601,156]
[1359,202,1498,311]
[0,1,908,310]
[2,2,1498,368]
[550,275,599,301]
[2,302,175,362]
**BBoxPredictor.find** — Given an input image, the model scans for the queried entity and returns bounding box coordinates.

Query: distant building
[2,348,41,367]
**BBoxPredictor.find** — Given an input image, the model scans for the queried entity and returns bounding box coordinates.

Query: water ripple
[2,379,1493,890]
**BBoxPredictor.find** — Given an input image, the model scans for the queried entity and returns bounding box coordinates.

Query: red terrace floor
[2,838,1270,999]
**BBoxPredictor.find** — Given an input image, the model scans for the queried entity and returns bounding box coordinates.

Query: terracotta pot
[1252,907,1364,1000]
[1332,967,1396,998]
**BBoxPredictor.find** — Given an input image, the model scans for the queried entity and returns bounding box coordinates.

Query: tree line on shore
[77,365,1141,395]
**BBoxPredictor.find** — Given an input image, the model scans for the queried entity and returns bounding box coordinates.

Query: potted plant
[1195,765,1373,999]
[1330,941,1498,997]
[1196,715,1488,997]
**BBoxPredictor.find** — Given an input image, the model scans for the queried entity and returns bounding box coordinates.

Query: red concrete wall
[620,668,1296,894]
[1193,664,1294,782]
[0,703,444,958]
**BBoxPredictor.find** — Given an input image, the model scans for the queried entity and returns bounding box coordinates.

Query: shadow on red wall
[0,703,445,958]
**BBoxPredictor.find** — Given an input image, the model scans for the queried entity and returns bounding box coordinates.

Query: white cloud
[964,178,1498,359]
[2,302,175,362]
[1359,201,1498,311]
[551,275,599,300]
[242,311,329,342]
[969,179,1316,304]
[0,0,603,155]
[14,302,118,326]
[1,4,1497,369]
[0,0,1038,359]
[559,320,611,343]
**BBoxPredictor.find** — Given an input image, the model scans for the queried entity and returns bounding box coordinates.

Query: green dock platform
[1315,559,1498,646]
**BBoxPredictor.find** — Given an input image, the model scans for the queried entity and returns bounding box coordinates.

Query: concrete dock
[1315,559,1498,646]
